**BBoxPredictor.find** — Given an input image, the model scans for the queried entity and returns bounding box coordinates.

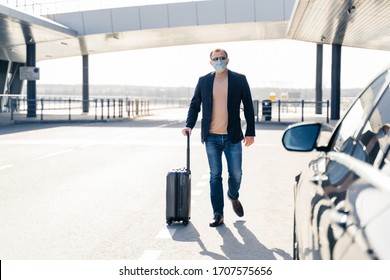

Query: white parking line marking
[156,228,177,239]
[37,149,74,160]
[0,164,14,170]
[157,120,182,128]
[139,250,161,260]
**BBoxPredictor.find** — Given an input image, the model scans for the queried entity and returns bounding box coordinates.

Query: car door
[331,83,390,259]
[296,68,390,259]
[321,69,389,259]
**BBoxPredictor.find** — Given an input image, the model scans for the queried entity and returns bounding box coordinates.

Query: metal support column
[27,43,37,117]
[82,55,89,113]
[331,44,341,120]
[315,44,323,114]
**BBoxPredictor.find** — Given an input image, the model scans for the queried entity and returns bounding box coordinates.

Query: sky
[36,39,390,89]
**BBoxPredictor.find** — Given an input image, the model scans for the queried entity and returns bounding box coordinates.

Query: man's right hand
[182,127,192,136]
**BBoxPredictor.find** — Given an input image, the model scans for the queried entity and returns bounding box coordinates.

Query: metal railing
[253,100,330,123]
[6,97,150,121]
[2,96,333,124]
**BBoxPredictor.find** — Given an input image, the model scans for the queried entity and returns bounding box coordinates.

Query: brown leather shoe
[231,200,244,217]
[209,214,224,227]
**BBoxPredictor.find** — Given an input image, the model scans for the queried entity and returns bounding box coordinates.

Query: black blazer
[186,70,255,143]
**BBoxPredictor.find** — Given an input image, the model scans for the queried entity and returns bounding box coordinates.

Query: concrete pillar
[27,43,37,117]
[315,44,323,114]
[9,63,24,94]
[82,55,89,113]
[0,60,9,95]
[331,44,341,120]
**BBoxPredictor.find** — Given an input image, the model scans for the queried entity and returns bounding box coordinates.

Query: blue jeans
[205,134,242,217]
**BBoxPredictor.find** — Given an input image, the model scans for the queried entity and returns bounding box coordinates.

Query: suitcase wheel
[166,218,173,225]
[182,219,189,226]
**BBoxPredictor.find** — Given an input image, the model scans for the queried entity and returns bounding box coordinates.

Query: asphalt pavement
[0,108,320,260]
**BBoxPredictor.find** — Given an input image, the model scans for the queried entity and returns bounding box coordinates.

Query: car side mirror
[282,122,322,152]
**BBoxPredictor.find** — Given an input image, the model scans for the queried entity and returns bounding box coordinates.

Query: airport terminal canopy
[1,0,388,63]
[288,0,390,51]
[1,0,294,62]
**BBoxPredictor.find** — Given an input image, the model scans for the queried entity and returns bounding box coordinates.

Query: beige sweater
[209,76,228,134]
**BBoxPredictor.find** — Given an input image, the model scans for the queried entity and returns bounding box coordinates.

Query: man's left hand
[243,136,254,147]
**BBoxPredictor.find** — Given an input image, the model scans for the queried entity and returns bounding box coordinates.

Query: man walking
[182,48,255,227]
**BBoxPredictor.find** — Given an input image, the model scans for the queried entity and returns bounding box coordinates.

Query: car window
[332,69,390,154]
[357,87,390,166]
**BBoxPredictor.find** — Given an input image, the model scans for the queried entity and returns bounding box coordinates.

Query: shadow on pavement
[169,222,228,260]
[215,221,287,260]
[169,221,291,260]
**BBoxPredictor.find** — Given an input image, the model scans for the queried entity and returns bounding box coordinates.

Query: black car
[282,66,390,260]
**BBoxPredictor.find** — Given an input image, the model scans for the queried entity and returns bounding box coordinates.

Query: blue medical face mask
[212,59,227,73]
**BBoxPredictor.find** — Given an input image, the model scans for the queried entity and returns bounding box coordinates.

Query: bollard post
[41,98,44,121]
[11,97,14,120]
[278,100,281,122]
[118,99,121,118]
[252,100,259,122]
[101,99,104,120]
[120,99,123,118]
[301,100,304,122]
[326,100,330,123]
[127,100,131,118]
[95,99,97,120]
[107,99,110,119]
[113,99,116,119]
[69,98,71,120]
[126,99,130,118]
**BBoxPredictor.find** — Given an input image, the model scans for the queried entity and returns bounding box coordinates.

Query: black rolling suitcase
[166,132,191,225]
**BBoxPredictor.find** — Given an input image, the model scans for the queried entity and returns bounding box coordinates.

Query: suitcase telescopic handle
[186,131,190,172]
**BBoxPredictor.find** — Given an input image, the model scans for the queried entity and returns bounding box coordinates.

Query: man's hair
[209,48,228,59]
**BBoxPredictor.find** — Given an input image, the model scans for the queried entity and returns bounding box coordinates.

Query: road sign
[20,66,40,80]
